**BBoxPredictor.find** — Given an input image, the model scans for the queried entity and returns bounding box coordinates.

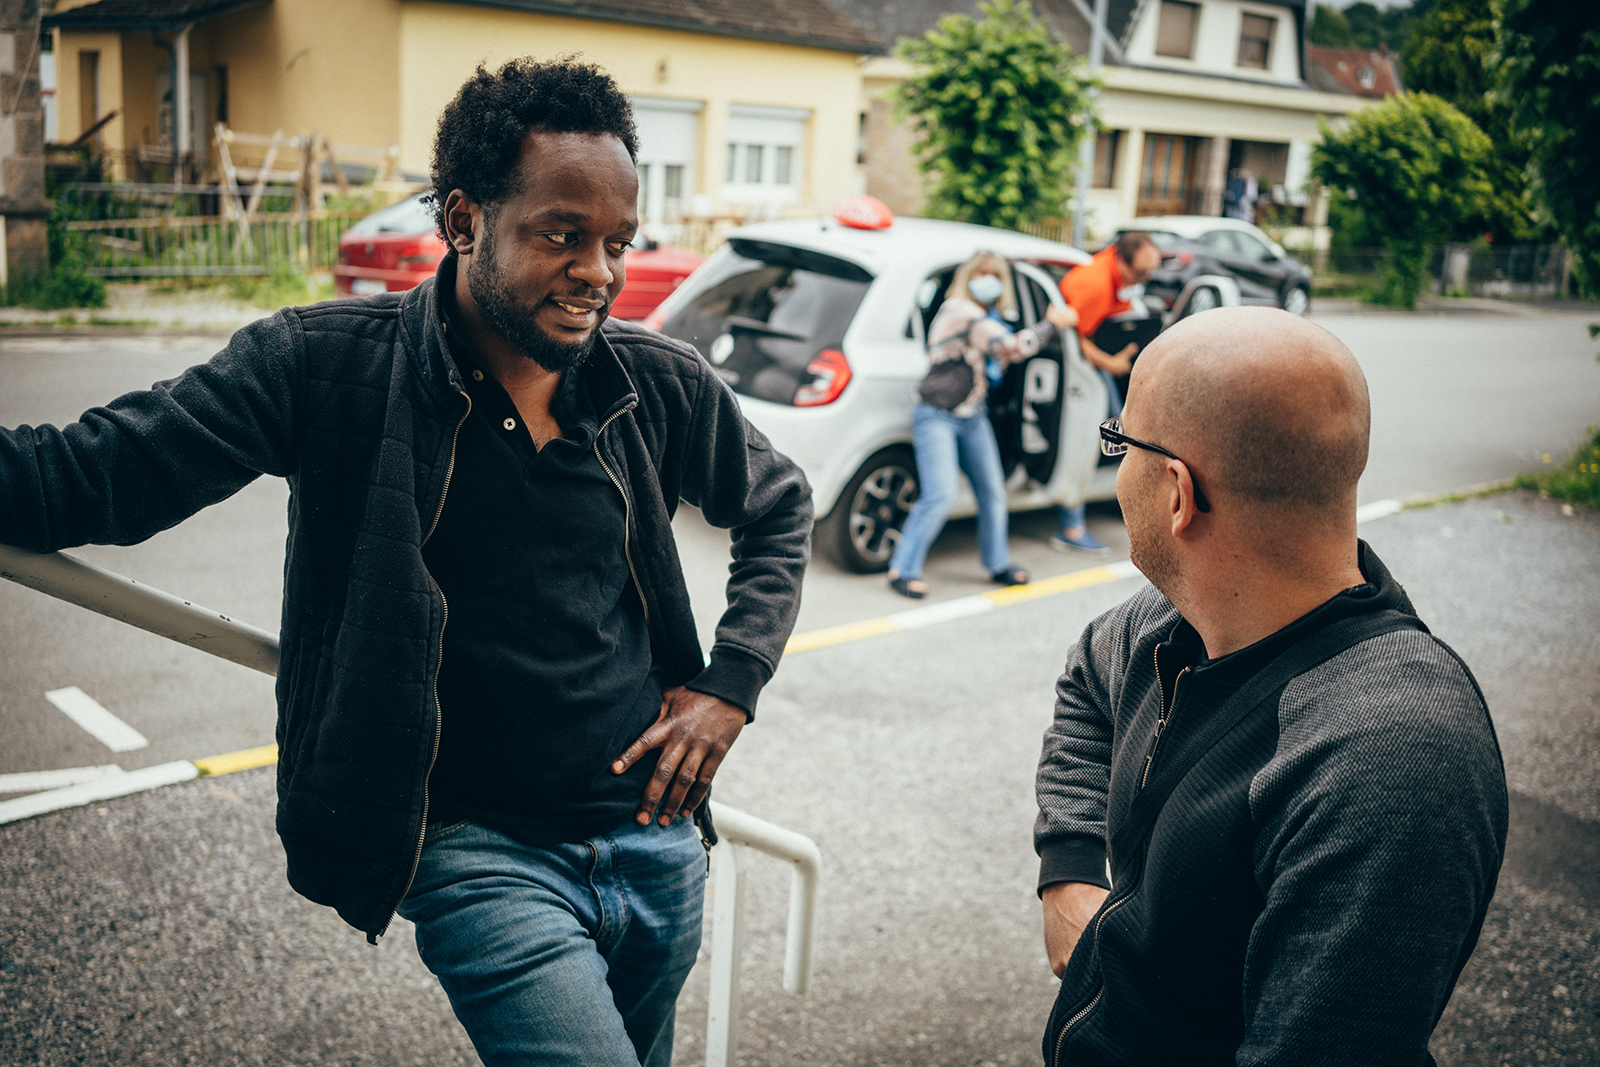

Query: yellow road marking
[192,743,278,776]
[784,560,1139,655]
[783,616,902,654]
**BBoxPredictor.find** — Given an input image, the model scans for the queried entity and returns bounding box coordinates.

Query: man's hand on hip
[612,686,746,827]
[1042,881,1112,978]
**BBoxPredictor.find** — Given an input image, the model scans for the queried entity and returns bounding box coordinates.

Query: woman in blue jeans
[887,252,1076,598]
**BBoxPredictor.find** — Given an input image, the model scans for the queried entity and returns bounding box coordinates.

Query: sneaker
[1050,527,1110,555]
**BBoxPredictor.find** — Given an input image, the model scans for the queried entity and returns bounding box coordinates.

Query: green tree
[1310,1,1431,52]
[894,0,1095,230]
[1401,0,1542,241]
[1312,93,1495,307]
[1309,4,1356,47]
[1496,0,1600,298]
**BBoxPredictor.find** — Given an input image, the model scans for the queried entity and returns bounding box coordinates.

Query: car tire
[820,446,919,573]
[1282,284,1311,316]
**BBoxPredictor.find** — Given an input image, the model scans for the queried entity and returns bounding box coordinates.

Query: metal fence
[1292,243,1571,298]
[53,183,367,278]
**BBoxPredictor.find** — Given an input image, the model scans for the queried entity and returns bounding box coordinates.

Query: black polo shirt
[422,331,660,843]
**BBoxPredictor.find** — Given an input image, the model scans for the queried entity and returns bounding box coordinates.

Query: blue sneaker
[1050,527,1110,555]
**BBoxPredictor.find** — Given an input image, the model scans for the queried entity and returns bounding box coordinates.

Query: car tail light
[794,348,852,407]
[398,251,443,270]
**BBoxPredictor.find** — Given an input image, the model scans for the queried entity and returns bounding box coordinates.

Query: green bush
[1514,425,1600,510]
[1,256,108,310]
[1312,93,1495,308]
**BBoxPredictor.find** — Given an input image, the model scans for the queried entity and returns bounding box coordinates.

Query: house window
[1238,13,1275,69]
[78,50,100,139]
[1092,130,1120,188]
[1156,1,1199,59]
[723,104,809,207]
[1357,65,1376,89]
[632,96,701,225]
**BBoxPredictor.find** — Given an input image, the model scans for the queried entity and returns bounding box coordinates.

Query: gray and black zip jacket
[0,255,813,939]
[1034,544,1506,1066]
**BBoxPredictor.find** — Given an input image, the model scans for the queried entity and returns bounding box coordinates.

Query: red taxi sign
[831,195,894,231]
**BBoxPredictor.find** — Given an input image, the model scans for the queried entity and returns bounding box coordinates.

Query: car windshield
[659,239,872,406]
[346,194,436,237]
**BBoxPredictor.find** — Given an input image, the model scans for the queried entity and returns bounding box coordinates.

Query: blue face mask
[968,274,1005,306]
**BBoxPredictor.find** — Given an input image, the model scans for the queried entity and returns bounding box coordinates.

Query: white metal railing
[0,542,820,1066]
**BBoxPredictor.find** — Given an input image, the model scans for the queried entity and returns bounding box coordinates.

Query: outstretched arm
[0,312,303,551]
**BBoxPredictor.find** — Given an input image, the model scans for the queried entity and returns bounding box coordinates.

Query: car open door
[993,261,1105,509]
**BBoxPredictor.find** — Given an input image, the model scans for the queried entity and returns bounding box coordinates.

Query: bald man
[1033,307,1507,1065]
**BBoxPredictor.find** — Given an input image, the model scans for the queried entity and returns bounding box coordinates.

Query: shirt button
[472,370,484,382]
[503,418,516,431]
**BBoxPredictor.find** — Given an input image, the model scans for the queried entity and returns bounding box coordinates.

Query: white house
[839,0,1371,247]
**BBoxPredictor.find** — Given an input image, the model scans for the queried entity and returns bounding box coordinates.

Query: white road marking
[0,761,197,825]
[889,595,995,629]
[1356,499,1404,524]
[0,765,124,794]
[44,686,149,752]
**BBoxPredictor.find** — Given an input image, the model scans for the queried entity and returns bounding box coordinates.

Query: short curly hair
[429,56,638,239]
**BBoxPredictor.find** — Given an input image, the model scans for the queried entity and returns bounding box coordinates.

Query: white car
[645,210,1239,572]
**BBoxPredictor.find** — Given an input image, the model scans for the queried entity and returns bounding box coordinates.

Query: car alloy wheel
[823,447,919,572]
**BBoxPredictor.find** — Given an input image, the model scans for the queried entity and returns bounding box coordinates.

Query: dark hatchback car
[1118,215,1313,316]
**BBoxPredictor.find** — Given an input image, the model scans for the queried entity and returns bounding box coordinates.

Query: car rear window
[345,195,437,238]
[659,239,872,406]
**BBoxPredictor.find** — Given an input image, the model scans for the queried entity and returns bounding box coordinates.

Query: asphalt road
[1,307,1597,1065]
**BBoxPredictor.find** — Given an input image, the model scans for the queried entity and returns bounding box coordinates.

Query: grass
[1513,425,1600,511]
[149,271,334,308]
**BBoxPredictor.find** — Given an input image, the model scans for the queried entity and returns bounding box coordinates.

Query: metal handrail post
[704,839,747,1067]
[707,801,822,995]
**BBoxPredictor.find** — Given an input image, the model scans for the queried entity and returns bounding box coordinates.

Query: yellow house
[44,0,880,227]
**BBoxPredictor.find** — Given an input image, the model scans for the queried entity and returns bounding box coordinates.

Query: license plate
[351,278,388,296]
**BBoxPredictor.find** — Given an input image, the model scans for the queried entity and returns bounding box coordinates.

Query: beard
[466,224,600,375]
[1120,465,1180,598]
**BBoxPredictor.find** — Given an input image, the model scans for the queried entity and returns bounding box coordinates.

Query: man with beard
[1033,307,1506,1065]
[0,58,811,1066]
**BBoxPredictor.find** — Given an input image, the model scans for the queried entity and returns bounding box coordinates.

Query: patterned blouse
[916,297,1058,418]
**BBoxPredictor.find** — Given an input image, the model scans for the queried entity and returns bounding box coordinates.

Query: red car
[335,192,704,319]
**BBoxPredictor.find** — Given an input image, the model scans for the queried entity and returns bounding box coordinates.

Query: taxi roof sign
[831,195,894,231]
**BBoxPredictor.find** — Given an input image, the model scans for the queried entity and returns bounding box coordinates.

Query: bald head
[1129,306,1369,517]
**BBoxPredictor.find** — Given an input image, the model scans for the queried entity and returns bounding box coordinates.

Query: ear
[443,190,479,256]
[1166,459,1204,538]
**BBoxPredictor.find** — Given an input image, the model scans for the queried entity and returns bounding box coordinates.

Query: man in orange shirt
[1052,231,1163,553]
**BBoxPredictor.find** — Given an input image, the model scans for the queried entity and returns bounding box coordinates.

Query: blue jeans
[398,816,706,1067]
[889,403,1011,580]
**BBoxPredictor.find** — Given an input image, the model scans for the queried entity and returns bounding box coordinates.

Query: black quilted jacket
[0,259,813,939]
[1034,544,1506,1065]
